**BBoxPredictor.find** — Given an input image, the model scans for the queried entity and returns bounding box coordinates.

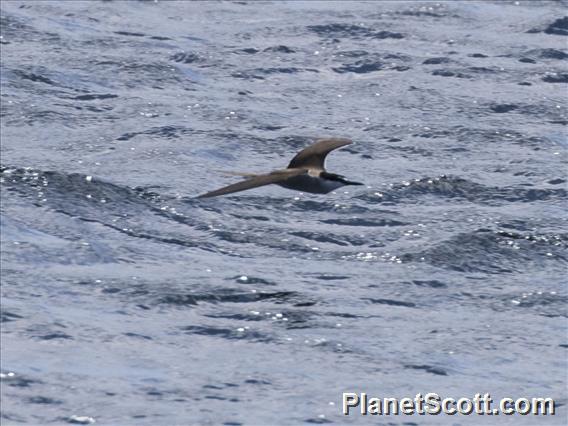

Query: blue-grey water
[1,1,567,425]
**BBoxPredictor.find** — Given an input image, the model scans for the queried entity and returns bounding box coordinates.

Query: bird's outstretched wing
[196,169,307,198]
[287,138,353,170]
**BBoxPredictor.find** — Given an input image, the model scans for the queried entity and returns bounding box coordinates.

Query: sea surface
[1,1,567,425]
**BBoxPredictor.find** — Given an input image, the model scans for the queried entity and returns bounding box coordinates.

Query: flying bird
[196,138,363,198]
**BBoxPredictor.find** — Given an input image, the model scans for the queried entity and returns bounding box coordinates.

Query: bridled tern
[196,138,363,198]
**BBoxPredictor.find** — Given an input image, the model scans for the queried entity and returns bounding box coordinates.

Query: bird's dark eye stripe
[320,172,344,181]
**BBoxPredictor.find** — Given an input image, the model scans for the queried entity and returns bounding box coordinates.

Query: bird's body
[197,138,362,198]
[277,171,349,194]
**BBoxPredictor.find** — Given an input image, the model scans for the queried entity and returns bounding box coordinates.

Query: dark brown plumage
[287,138,352,169]
[196,169,308,198]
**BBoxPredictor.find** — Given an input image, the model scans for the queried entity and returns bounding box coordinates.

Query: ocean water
[1,1,567,425]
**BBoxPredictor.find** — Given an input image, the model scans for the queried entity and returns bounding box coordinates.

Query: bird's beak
[344,180,364,186]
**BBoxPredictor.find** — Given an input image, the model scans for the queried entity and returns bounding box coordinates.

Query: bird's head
[321,172,363,186]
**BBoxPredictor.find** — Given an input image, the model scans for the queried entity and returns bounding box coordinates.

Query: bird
[196,138,363,198]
